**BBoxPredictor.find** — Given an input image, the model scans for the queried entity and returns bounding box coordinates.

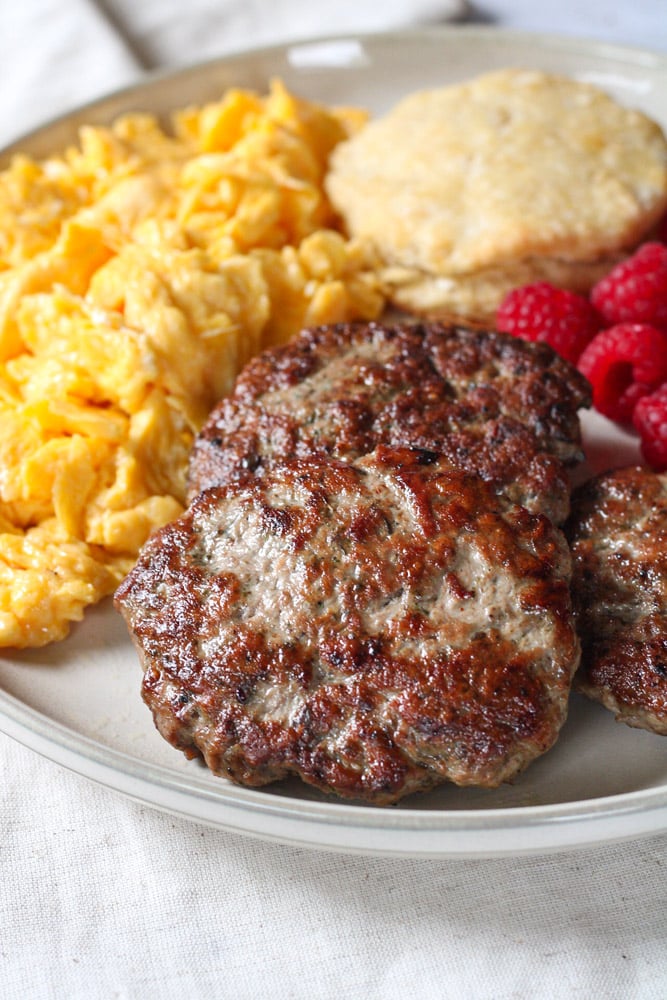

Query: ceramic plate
[1,27,666,858]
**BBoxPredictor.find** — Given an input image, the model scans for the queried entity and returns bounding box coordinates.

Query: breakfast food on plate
[577,322,667,423]
[6,52,666,806]
[495,240,667,470]
[121,316,589,801]
[591,240,667,329]
[188,320,591,524]
[0,80,383,647]
[634,384,667,472]
[326,69,667,323]
[496,282,603,365]
[115,446,580,803]
[564,466,667,735]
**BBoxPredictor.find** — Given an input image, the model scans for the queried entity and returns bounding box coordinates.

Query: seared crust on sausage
[188,321,591,525]
[565,466,667,735]
[116,447,580,804]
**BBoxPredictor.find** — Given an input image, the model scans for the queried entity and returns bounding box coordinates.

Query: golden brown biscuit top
[326,69,667,277]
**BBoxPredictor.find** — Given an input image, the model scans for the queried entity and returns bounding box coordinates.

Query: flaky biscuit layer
[327,70,667,293]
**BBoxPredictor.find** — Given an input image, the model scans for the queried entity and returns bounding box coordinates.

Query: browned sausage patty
[187,321,591,525]
[116,447,580,804]
[565,465,667,736]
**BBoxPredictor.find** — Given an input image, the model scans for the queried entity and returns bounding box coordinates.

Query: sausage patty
[187,321,591,525]
[116,447,580,804]
[565,465,667,735]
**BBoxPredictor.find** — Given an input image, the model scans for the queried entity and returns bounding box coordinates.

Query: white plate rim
[1,24,666,858]
[2,683,666,858]
[3,24,667,163]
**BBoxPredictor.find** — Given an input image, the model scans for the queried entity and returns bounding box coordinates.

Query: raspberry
[496,282,601,363]
[591,242,667,329]
[577,323,667,423]
[633,383,667,471]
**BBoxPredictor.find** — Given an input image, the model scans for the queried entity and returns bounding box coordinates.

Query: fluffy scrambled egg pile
[0,80,384,647]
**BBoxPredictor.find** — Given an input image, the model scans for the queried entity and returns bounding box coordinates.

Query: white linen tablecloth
[1,3,666,998]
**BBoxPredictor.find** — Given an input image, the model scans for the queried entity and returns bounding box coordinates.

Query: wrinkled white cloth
[1,3,667,999]
[0,0,140,147]
[3,734,667,1000]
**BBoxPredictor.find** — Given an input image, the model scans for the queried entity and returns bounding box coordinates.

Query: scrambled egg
[0,80,384,647]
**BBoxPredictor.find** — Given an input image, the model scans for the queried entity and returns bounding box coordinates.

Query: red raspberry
[591,242,667,329]
[633,383,667,471]
[577,323,667,423]
[496,282,601,363]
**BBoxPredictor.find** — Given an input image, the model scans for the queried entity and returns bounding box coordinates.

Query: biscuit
[380,254,623,324]
[326,69,667,321]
